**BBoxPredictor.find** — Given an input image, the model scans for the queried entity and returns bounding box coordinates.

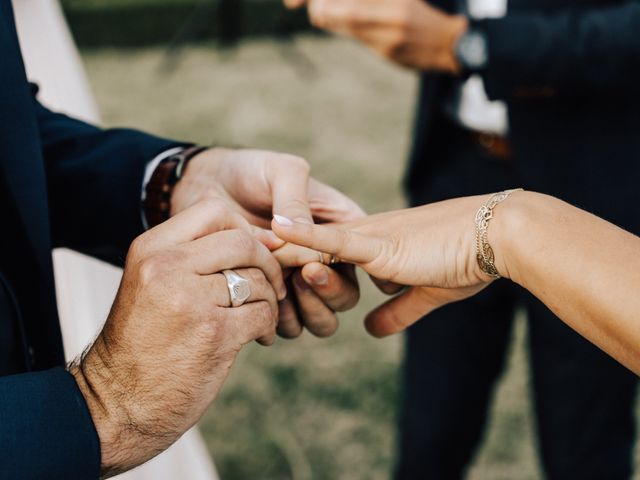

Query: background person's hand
[272,194,515,337]
[172,147,366,339]
[70,201,285,477]
[287,0,468,73]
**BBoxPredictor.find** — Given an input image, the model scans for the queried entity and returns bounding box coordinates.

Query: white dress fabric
[12,2,218,479]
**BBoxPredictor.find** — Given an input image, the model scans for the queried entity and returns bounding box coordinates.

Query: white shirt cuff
[140,147,186,230]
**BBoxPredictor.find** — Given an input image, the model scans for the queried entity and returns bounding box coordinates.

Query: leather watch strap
[142,146,208,228]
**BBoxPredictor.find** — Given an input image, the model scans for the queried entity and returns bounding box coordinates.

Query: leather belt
[469,131,513,161]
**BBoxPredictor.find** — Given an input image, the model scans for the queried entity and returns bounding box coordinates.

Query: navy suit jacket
[407,0,640,233]
[0,1,181,477]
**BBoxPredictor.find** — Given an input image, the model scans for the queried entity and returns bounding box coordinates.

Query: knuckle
[245,268,268,289]
[277,154,310,175]
[202,187,223,201]
[233,230,258,255]
[256,302,277,330]
[200,198,230,218]
[137,255,164,285]
[200,312,225,341]
[129,234,150,259]
[137,250,181,287]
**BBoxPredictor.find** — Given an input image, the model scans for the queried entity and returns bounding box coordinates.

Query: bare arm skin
[272,191,640,374]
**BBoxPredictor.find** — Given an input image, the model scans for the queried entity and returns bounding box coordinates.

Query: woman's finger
[272,216,383,265]
[370,276,405,295]
[365,285,488,337]
[364,287,441,337]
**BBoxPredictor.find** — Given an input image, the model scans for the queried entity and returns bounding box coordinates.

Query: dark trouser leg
[395,282,517,480]
[398,119,521,479]
[526,294,637,480]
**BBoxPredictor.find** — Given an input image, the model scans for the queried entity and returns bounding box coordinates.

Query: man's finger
[225,300,278,346]
[183,230,286,300]
[143,199,250,251]
[277,294,304,339]
[301,263,360,311]
[291,270,339,337]
[272,216,382,265]
[308,179,366,223]
[269,156,313,224]
[202,268,278,308]
[251,226,286,251]
[272,242,322,268]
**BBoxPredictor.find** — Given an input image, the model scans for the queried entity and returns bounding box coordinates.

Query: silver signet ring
[222,270,251,307]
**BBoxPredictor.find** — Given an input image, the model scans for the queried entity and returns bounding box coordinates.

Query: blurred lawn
[81,36,631,480]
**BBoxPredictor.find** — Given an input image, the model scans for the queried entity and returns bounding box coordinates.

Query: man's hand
[286,0,468,73]
[171,147,366,338]
[70,201,285,477]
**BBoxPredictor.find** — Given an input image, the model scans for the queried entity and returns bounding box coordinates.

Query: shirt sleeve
[140,147,186,230]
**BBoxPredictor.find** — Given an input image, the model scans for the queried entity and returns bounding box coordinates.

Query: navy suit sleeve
[0,367,101,480]
[476,2,640,100]
[33,93,188,263]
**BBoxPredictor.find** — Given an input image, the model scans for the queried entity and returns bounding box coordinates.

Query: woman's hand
[272,194,516,337]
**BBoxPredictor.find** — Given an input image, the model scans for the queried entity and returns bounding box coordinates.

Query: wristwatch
[454,27,489,73]
[142,146,208,228]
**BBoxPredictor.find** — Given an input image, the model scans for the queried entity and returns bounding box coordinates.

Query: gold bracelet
[475,189,523,278]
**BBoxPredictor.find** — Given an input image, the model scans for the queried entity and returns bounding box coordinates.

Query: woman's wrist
[488,190,543,286]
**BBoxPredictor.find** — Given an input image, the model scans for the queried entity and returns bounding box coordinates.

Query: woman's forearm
[494,192,640,374]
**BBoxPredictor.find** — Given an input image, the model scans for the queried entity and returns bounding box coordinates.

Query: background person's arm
[291,0,640,97]
[272,191,640,374]
[476,2,640,99]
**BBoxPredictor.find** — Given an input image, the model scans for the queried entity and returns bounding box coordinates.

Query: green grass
[61,0,312,47]
[81,36,638,479]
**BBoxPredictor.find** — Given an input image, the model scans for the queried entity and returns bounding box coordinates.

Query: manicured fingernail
[309,269,329,286]
[293,273,312,291]
[294,217,313,224]
[273,214,294,226]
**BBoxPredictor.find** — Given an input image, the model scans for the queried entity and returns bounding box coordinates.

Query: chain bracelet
[475,189,523,278]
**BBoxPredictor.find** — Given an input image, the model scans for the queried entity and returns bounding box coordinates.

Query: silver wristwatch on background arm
[454,27,489,73]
